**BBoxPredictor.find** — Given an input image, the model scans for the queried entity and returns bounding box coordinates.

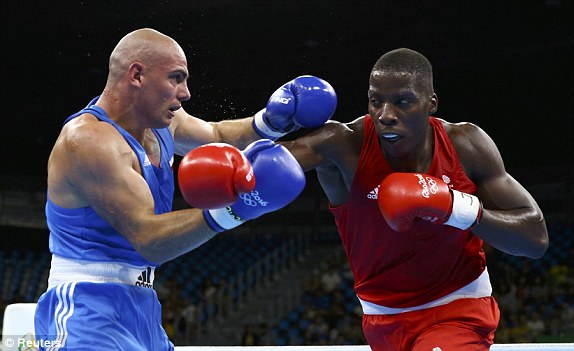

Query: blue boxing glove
[253,75,337,140]
[203,139,306,232]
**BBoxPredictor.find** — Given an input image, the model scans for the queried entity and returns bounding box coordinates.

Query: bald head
[107,28,186,83]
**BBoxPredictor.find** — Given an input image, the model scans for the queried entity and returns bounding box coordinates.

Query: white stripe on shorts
[49,282,76,351]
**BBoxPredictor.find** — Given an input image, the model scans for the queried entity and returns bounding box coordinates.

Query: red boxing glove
[178,143,255,209]
[377,173,482,232]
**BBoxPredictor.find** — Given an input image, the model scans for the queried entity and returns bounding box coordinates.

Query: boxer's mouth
[381,133,401,142]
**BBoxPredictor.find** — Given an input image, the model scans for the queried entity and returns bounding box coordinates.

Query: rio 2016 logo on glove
[414,173,439,199]
[240,191,268,207]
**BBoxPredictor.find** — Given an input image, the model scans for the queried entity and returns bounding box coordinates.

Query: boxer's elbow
[528,230,549,259]
[131,238,168,265]
[122,224,166,265]
[522,217,549,259]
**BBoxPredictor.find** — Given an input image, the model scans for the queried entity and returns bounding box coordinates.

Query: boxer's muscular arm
[171,107,260,156]
[171,76,337,156]
[49,117,218,265]
[448,121,549,258]
[281,119,362,206]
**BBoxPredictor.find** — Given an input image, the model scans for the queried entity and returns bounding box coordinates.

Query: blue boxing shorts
[34,255,173,351]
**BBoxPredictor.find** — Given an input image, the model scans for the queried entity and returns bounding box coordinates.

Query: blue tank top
[46,97,175,267]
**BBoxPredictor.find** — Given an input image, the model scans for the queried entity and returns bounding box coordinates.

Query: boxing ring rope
[173,345,574,351]
[2,304,573,351]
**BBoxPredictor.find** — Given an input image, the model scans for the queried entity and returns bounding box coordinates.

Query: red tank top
[329,116,486,308]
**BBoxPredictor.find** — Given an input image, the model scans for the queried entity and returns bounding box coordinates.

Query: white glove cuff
[253,109,287,140]
[444,189,482,230]
[207,207,245,231]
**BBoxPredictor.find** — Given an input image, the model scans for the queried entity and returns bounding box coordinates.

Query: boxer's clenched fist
[178,143,255,209]
[253,75,337,140]
[378,173,483,232]
[204,139,306,232]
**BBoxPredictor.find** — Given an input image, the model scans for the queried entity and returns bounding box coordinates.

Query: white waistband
[47,255,155,290]
[359,268,492,315]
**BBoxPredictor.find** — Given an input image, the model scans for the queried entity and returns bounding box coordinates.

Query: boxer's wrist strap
[203,210,225,233]
[445,190,483,230]
[253,109,286,140]
[204,207,245,232]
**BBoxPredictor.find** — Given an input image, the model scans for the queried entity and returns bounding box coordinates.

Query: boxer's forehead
[368,70,421,98]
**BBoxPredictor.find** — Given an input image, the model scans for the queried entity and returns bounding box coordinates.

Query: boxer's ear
[429,93,438,115]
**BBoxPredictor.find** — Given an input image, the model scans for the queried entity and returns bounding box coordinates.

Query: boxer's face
[136,45,190,128]
[368,70,436,159]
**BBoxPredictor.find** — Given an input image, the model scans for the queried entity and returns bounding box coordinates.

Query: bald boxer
[34,28,335,350]
[282,48,548,350]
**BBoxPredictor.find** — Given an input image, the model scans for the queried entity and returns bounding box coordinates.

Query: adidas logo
[136,267,153,288]
[367,185,379,200]
[143,154,152,167]
[442,174,455,189]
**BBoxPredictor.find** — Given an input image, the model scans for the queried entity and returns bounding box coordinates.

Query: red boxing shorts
[362,296,500,351]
